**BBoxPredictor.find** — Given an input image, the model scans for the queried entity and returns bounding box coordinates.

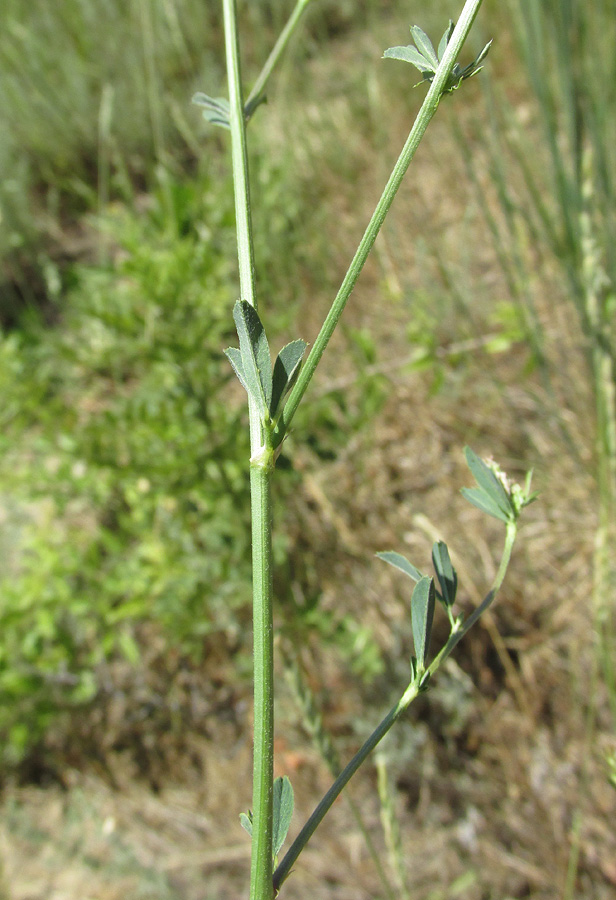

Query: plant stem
[426,518,517,678]
[246,0,313,112]
[249,459,275,900]
[273,514,517,894]
[223,2,275,898]
[223,0,258,313]
[273,682,420,895]
[272,0,485,449]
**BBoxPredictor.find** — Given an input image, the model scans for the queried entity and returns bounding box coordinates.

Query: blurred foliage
[0,156,390,764]
[0,0,399,306]
[0,0,497,769]
[0,167,258,763]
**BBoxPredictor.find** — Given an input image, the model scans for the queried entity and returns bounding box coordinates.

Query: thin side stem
[426,518,517,678]
[273,683,420,895]
[246,0,313,111]
[273,514,517,894]
[272,0,485,448]
[223,3,275,899]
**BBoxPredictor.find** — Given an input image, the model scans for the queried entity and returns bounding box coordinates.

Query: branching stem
[246,0,314,112]
[222,1,488,897]
[273,515,517,894]
[273,0,485,448]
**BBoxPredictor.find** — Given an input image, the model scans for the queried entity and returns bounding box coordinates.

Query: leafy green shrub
[0,169,259,764]
[0,159,388,766]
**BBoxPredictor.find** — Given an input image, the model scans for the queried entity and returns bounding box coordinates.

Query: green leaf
[272,776,294,860]
[463,446,513,519]
[411,25,438,68]
[383,45,435,73]
[461,486,510,523]
[432,541,457,607]
[472,39,493,69]
[233,300,273,420]
[244,93,268,121]
[240,810,253,837]
[437,20,455,61]
[192,91,267,127]
[192,92,230,129]
[411,576,435,670]
[270,339,307,419]
[377,550,423,583]
[224,347,248,393]
[456,39,493,82]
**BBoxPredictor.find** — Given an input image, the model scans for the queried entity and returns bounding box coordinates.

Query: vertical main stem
[223,1,274,897]
[250,462,275,900]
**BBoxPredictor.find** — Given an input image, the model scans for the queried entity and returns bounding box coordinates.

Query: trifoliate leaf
[192,93,230,129]
[384,22,492,94]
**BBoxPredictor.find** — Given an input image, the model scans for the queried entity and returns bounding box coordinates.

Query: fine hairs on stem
[194,2,535,897]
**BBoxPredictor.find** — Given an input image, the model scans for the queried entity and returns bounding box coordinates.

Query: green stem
[273,682,420,895]
[425,518,517,678]
[249,459,275,900]
[223,0,258,313]
[273,514,517,895]
[273,0,485,449]
[223,2,275,898]
[246,0,314,112]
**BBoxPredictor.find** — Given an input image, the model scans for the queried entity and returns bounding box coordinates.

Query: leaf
[244,93,268,121]
[192,92,230,129]
[377,551,423,583]
[270,339,307,419]
[411,25,439,68]
[233,300,272,420]
[473,39,493,69]
[461,486,510,523]
[437,20,455,61]
[192,90,268,128]
[411,576,435,670]
[456,39,493,82]
[224,347,248,393]
[383,45,435,73]
[240,810,253,837]
[432,541,457,607]
[272,776,294,860]
[463,446,513,519]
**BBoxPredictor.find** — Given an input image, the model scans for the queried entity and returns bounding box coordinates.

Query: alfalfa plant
[195,1,534,897]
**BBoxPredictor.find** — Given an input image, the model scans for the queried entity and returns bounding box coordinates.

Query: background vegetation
[0,0,614,898]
